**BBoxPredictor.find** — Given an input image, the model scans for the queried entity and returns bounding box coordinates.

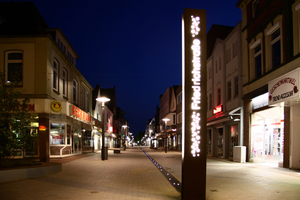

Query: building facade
[237,0,300,169]
[206,23,244,160]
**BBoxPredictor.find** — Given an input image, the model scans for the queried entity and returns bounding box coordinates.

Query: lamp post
[162,118,170,153]
[96,97,110,161]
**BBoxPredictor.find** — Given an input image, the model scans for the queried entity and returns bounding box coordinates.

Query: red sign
[72,105,91,123]
[213,105,223,114]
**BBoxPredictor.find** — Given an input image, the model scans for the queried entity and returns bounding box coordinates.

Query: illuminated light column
[182,9,207,199]
[96,97,110,161]
[162,118,170,153]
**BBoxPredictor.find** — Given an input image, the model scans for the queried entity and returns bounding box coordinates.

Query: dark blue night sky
[6,0,241,135]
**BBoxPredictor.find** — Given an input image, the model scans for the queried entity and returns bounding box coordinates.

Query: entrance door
[251,106,283,163]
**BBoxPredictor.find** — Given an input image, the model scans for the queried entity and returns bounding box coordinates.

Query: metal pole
[101,102,105,161]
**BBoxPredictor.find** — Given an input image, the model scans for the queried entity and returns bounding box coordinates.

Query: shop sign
[268,68,299,105]
[213,105,223,114]
[252,93,268,110]
[51,101,62,112]
[71,105,91,123]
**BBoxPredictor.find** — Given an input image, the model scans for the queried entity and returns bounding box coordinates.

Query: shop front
[207,106,242,159]
[248,68,300,169]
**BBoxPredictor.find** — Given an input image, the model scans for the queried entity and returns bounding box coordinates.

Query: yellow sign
[51,101,62,112]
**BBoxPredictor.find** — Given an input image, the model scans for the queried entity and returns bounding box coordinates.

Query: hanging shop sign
[268,68,300,106]
[182,8,207,200]
[51,101,62,112]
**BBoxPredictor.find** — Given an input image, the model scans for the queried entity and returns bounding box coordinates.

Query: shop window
[62,68,68,97]
[83,131,92,147]
[5,50,23,85]
[53,59,59,91]
[67,125,71,145]
[73,79,78,104]
[50,123,65,145]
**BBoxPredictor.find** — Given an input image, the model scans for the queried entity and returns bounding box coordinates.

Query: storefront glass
[72,128,82,153]
[217,128,223,156]
[24,122,39,156]
[207,129,212,155]
[251,106,283,162]
[50,123,65,145]
[229,125,239,157]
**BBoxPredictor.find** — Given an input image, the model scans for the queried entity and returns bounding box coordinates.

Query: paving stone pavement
[1,147,300,200]
[0,147,181,200]
[142,147,300,200]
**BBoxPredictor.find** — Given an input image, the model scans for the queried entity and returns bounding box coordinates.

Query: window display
[50,123,65,145]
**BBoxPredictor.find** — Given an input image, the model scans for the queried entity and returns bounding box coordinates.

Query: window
[209,93,212,110]
[50,123,65,145]
[173,114,176,124]
[227,81,232,101]
[73,79,78,104]
[271,29,281,68]
[253,0,259,18]
[177,92,182,104]
[219,57,221,70]
[234,76,239,97]
[5,51,23,84]
[177,113,182,123]
[53,59,59,91]
[217,88,221,105]
[86,92,89,112]
[62,68,68,97]
[233,40,239,57]
[81,87,85,110]
[225,48,231,64]
[254,44,262,78]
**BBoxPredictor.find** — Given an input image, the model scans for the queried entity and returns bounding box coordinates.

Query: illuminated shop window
[50,123,65,145]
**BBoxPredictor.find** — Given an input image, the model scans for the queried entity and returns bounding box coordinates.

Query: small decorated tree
[0,73,38,167]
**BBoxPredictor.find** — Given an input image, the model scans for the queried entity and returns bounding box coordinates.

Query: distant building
[206,23,243,159]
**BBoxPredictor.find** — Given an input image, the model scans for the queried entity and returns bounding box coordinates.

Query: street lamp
[96,97,110,161]
[162,118,170,153]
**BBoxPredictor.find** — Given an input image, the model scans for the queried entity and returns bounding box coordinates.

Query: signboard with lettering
[182,8,207,199]
[268,68,300,106]
[213,105,223,114]
[70,105,91,123]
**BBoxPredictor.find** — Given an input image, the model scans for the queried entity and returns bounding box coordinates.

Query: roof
[0,2,49,36]
[207,24,234,58]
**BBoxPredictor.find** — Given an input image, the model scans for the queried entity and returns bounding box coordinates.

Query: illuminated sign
[182,9,207,199]
[51,101,62,112]
[39,125,47,131]
[268,68,300,105]
[213,105,223,114]
[71,105,91,123]
[189,15,202,157]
